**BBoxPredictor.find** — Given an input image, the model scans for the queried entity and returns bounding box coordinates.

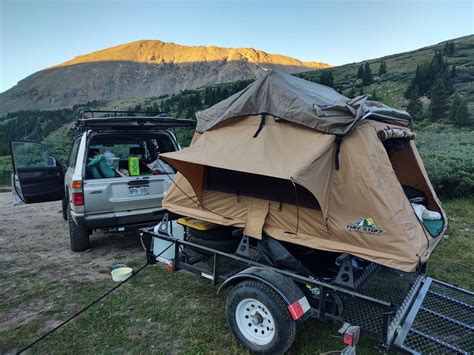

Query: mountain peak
[54,39,330,69]
[1,40,330,114]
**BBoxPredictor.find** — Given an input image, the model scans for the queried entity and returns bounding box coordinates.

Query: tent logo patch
[347,217,384,235]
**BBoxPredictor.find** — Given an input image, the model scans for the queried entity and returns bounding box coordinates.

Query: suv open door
[11,141,65,204]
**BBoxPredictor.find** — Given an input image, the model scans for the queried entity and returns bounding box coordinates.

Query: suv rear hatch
[79,112,193,218]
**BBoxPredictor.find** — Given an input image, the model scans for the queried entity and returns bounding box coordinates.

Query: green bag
[87,156,117,178]
[128,156,140,176]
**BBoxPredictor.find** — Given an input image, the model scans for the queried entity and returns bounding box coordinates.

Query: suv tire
[61,196,68,221]
[67,204,90,252]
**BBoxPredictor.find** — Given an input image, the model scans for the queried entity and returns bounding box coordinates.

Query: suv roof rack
[79,110,168,118]
[75,110,195,134]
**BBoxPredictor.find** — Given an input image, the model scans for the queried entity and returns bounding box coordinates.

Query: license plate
[128,185,150,197]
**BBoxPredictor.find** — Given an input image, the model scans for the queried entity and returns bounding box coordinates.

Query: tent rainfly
[161,70,446,272]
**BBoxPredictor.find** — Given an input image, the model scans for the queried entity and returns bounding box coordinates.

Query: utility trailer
[140,215,473,354]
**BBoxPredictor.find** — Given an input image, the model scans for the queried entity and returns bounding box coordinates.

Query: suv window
[68,139,80,168]
[85,133,176,179]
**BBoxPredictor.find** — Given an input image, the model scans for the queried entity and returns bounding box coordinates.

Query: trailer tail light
[72,192,84,206]
[343,325,360,347]
[288,296,311,320]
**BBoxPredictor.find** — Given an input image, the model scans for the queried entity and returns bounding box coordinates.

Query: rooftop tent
[161,70,446,272]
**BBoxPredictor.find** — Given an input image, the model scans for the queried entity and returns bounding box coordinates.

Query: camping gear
[152,220,185,264]
[128,156,140,176]
[111,266,133,282]
[147,158,174,174]
[160,70,446,272]
[377,127,416,141]
[87,155,117,178]
[411,203,442,221]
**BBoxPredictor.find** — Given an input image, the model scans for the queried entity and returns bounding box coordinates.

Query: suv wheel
[67,204,90,252]
[61,196,68,221]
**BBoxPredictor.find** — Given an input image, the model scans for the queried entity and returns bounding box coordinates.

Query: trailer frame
[140,216,473,354]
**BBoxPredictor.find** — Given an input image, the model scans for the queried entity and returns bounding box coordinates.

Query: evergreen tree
[319,70,334,87]
[348,87,356,98]
[362,62,373,85]
[371,88,379,101]
[450,65,457,78]
[429,77,449,121]
[406,90,423,121]
[378,61,387,76]
[405,52,450,98]
[449,95,471,127]
[443,41,455,57]
[358,87,364,96]
[357,65,364,79]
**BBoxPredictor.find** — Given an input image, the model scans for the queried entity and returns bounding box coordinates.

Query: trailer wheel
[226,280,296,354]
[188,226,234,240]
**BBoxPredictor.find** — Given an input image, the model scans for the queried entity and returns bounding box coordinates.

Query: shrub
[415,126,474,197]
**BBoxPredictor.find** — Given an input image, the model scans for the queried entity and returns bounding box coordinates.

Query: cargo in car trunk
[83,131,176,215]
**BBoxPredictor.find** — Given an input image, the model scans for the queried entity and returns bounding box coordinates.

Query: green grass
[428,198,474,288]
[1,198,472,354]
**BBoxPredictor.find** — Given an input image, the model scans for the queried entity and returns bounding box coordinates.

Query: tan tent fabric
[161,71,446,272]
[162,115,335,213]
[196,70,412,135]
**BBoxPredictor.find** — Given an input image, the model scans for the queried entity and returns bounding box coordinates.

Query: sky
[0,0,473,92]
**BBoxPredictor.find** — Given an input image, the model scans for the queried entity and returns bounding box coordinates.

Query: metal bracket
[236,235,250,258]
[156,213,170,237]
[334,254,355,289]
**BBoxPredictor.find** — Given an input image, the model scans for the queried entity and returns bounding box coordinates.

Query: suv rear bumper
[71,207,167,229]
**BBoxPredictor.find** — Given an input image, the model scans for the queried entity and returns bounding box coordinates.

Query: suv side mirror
[46,156,57,167]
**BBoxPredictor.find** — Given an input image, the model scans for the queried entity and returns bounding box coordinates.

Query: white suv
[11,111,193,251]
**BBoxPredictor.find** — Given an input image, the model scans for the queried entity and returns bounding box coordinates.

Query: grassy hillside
[300,35,474,107]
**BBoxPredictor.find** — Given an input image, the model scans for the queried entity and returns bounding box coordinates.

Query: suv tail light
[72,180,84,206]
[72,192,84,206]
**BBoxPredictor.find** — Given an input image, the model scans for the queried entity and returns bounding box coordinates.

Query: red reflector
[288,301,304,320]
[343,326,360,347]
[72,192,84,206]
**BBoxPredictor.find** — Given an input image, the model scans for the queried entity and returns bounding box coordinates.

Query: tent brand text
[346,217,384,235]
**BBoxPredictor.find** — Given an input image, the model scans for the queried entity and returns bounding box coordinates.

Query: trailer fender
[218,266,311,321]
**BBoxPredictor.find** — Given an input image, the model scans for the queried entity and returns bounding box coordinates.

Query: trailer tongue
[394,278,473,354]
[141,216,473,354]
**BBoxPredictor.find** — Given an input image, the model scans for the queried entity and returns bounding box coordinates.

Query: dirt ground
[0,191,145,334]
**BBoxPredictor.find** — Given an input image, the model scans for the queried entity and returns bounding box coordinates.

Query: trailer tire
[61,196,68,221]
[68,205,90,252]
[187,235,239,254]
[226,280,296,354]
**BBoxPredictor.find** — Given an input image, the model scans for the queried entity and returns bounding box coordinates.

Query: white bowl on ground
[111,266,133,282]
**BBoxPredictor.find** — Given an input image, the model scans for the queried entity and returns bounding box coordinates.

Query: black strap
[335,135,343,170]
[253,113,266,138]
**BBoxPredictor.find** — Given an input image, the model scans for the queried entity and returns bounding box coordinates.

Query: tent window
[205,166,321,210]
